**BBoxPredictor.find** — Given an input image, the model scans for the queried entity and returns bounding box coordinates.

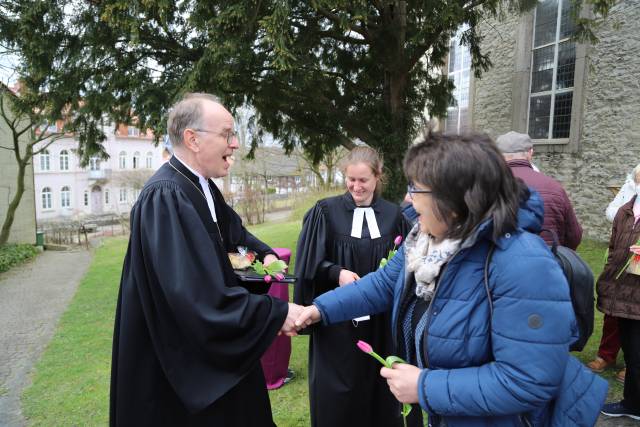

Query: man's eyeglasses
[193,128,238,146]
[407,183,432,200]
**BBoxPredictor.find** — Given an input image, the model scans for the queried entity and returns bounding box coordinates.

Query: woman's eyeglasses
[407,183,432,200]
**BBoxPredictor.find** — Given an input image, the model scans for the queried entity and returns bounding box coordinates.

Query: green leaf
[265,260,287,274]
[385,355,407,367]
[252,260,266,275]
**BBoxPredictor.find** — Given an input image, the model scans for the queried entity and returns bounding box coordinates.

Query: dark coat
[597,196,640,321]
[507,159,582,249]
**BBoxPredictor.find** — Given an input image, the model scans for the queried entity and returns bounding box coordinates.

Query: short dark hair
[404,132,529,241]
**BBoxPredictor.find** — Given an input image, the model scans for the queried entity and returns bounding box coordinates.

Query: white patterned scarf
[404,225,461,301]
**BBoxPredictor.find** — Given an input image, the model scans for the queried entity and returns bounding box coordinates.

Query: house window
[146,152,153,169]
[89,156,100,171]
[84,191,89,206]
[59,150,69,171]
[445,26,471,134]
[105,190,110,205]
[528,0,575,140]
[128,126,140,137]
[60,186,71,208]
[132,152,140,169]
[42,187,52,209]
[119,188,127,203]
[119,151,127,169]
[40,150,50,171]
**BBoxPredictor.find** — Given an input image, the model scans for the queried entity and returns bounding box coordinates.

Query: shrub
[0,244,39,273]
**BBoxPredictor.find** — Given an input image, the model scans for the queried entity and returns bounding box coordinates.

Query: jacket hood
[518,189,544,233]
[460,188,545,250]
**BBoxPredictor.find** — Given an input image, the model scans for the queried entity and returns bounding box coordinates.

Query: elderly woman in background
[598,163,640,420]
[296,132,607,426]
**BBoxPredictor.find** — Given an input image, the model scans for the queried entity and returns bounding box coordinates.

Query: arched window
[84,191,89,206]
[132,152,140,169]
[105,189,110,205]
[119,188,127,203]
[59,150,69,171]
[42,187,52,209]
[119,151,127,169]
[60,186,71,208]
[146,151,153,169]
[40,150,50,171]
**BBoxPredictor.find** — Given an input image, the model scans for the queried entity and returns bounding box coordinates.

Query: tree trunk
[0,161,27,245]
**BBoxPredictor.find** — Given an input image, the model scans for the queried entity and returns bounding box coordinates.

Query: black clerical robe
[110,156,288,427]
[294,193,411,427]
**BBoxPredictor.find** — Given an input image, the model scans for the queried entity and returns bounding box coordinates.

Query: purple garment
[260,248,292,390]
[507,159,583,250]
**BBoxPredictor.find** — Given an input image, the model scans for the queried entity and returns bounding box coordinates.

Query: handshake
[279,303,321,336]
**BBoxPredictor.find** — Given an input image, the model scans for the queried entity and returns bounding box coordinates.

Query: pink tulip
[356,340,373,354]
[394,235,403,246]
[263,275,272,283]
[275,273,285,281]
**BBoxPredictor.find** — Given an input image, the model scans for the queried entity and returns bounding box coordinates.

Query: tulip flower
[379,235,404,268]
[275,273,285,281]
[355,340,412,426]
[263,274,272,283]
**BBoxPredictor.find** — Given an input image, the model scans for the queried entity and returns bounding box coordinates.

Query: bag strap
[484,242,496,319]
[539,228,559,256]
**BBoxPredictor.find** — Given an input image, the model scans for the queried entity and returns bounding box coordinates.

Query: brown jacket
[596,197,640,320]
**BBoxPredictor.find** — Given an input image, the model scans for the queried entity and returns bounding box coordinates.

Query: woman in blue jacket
[295,133,607,427]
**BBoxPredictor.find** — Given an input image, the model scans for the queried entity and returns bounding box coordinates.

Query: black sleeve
[222,201,277,260]
[294,203,338,305]
[130,184,288,411]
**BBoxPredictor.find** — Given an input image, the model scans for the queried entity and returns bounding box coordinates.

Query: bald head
[167,93,223,148]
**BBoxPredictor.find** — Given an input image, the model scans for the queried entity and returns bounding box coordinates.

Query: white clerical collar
[173,154,217,222]
[350,207,381,239]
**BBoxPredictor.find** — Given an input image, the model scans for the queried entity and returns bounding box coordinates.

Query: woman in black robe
[294,147,410,427]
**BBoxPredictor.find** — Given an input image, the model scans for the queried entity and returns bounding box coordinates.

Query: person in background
[295,132,607,427]
[294,146,411,427]
[496,131,582,250]
[599,163,640,420]
[586,168,637,383]
[110,93,301,427]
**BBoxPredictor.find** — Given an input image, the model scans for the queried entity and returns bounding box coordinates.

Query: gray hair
[633,163,640,184]
[167,93,221,147]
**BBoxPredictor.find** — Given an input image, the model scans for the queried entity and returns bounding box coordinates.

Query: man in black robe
[110,93,301,426]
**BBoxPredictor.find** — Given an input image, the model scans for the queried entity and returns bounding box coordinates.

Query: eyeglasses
[407,183,432,200]
[192,128,238,146]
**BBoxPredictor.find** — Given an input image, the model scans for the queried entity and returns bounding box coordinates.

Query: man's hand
[279,303,304,336]
[263,254,279,267]
[338,269,360,286]
[380,363,421,404]
[294,305,322,329]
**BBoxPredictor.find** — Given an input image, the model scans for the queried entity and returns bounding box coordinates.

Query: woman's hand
[380,363,421,404]
[338,269,360,286]
[294,305,322,329]
[630,245,640,255]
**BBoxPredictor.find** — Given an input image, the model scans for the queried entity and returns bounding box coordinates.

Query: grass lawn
[21,221,620,426]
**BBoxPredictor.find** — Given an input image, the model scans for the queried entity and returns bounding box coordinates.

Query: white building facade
[34,124,166,221]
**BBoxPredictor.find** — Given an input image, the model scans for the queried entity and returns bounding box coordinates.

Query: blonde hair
[341,146,384,195]
[633,163,640,184]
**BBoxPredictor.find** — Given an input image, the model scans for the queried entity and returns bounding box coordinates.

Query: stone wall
[0,98,37,244]
[472,2,640,241]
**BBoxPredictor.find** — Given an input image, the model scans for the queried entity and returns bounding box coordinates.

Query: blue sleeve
[419,243,575,417]
[314,245,405,324]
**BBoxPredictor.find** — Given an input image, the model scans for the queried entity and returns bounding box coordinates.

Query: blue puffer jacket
[314,193,607,427]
